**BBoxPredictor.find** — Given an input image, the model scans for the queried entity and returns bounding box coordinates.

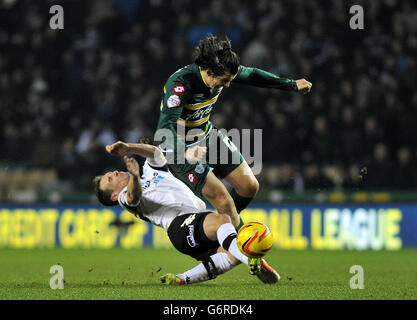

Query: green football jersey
[156,63,297,151]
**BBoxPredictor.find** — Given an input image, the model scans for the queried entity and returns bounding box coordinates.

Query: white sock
[217,223,249,266]
[180,262,209,284]
[179,252,237,284]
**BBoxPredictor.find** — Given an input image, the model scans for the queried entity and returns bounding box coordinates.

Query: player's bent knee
[207,213,232,231]
[217,214,232,225]
[239,178,259,198]
[249,178,259,195]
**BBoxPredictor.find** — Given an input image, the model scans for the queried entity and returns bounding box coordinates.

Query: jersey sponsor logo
[184,105,213,121]
[193,93,204,98]
[186,171,197,184]
[140,173,165,190]
[167,94,181,108]
[173,83,186,96]
[186,225,198,247]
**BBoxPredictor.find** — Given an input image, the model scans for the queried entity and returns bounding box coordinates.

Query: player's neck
[198,67,211,88]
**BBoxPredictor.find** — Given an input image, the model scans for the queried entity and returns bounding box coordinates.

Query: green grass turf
[0,248,416,300]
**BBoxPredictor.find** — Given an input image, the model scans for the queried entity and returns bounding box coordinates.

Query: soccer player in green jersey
[156,35,312,229]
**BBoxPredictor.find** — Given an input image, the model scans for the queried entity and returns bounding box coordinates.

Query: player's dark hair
[193,35,240,76]
[139,137,152,145]
[93,175,118,206]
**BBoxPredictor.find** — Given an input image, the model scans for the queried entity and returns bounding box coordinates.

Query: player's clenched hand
[185,146,207,162]
[124,156,140,177]
[106,141,129,156]
[296,79,312,94]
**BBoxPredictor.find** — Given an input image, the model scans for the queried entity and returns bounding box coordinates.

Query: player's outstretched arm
[106,141,166,166]
[234,65,312,94]
[106,140,207,165]
[124,155,142,205]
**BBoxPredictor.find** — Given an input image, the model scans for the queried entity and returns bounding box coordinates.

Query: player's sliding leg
[160,250,279,285]
[162,211,279,285]
[201,172,241,229]
[160,250,238,285]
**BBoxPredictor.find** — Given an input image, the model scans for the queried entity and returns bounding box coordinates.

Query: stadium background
[1,0,417,253]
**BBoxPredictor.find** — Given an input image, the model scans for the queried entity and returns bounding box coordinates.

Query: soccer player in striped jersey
[93,140,279,285]
[156,35,312,230]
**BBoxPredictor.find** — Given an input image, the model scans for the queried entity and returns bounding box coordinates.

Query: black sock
[230,189,253,213]
[230,189,253,231]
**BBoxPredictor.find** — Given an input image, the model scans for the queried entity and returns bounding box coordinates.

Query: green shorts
[167,128,244,199]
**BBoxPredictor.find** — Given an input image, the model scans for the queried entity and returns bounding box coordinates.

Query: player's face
[207,72,236,90]
[100,170,130,198]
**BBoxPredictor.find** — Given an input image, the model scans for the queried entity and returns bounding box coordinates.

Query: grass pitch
[0,248,416,300]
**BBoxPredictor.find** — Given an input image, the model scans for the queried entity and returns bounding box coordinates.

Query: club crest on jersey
[167,94,181,108]
[186,171,197,184]
[195,164,204,174]
[173,84,186,96]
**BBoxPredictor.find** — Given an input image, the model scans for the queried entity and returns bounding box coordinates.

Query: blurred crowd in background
[1,0,417,196]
